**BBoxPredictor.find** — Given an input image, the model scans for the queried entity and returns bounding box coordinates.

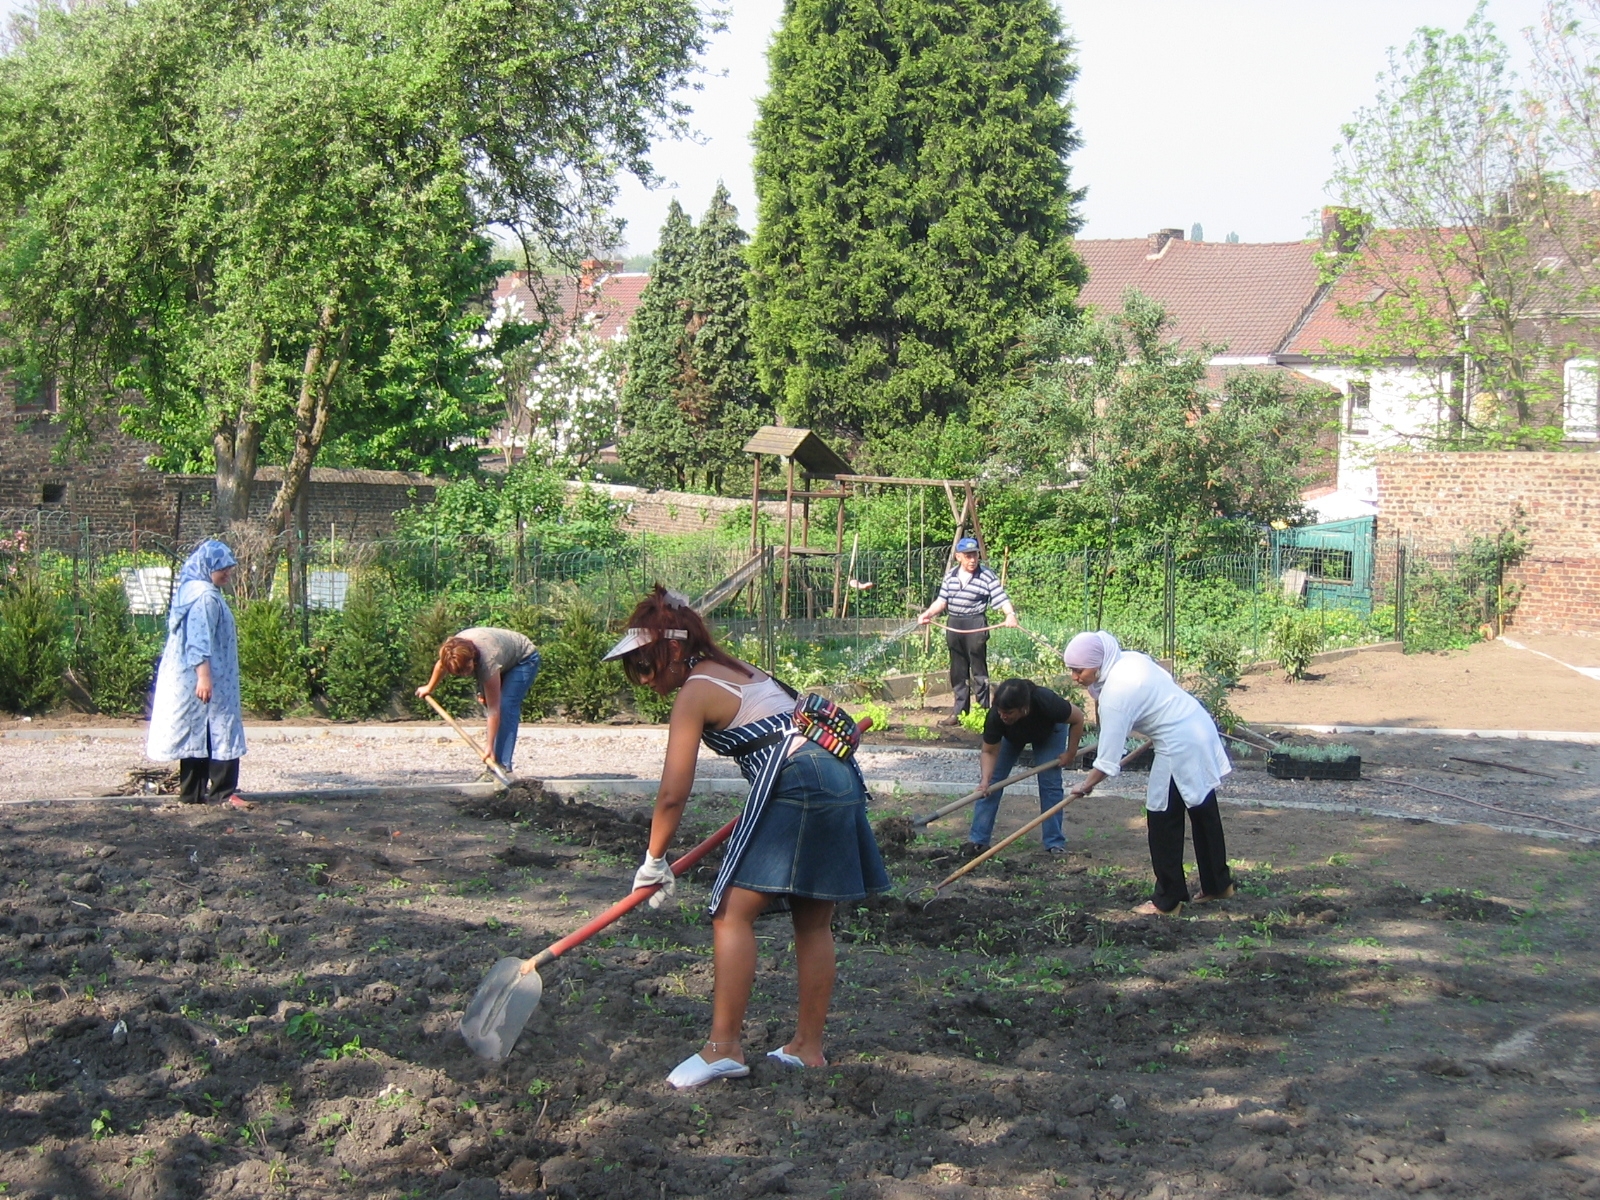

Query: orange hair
[440,637,478,675]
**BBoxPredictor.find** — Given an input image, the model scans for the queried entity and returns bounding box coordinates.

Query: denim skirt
[725,742,891,902]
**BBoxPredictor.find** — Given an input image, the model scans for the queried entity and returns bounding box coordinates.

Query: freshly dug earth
[1232,639,1600,732]
[5,785,1600,1200]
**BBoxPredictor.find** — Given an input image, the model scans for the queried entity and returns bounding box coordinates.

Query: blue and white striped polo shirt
[938,565,1010,618]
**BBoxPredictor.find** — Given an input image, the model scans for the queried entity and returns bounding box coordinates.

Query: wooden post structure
[832,484,848,617]
[965,482,983,557]
[780,457,796,619]
[749,456,761,559]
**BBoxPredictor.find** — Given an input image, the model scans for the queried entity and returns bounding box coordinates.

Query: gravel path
[3,721,1598,841]
[0,724,993,798]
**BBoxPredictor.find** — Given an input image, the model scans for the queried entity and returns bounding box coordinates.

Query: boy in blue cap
[917,537,1018,726]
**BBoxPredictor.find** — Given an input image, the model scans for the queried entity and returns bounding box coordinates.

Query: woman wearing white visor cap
[1063,631,1234,915]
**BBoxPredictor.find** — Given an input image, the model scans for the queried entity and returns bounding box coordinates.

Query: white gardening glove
[632,853,676,910]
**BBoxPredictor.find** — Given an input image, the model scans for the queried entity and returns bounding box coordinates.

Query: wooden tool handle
[913,754,1071,827]
[932,795,1084,892]
[913,735,1150,828]
[424,694,513,786]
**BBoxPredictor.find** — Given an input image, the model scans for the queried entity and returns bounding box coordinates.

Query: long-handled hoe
[906,791,1130,911]
[910,735,1150,829]
[425,694,514,788]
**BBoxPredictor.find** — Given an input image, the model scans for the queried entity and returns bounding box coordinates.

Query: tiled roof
[492,270,650,342]
[1073,237,1325,357]
[1281,229,1470,357]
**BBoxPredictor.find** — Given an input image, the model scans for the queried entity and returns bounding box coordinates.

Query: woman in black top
[964,678,1085,856]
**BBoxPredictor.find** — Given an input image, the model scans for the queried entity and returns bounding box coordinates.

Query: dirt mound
[872,815,915,857]
[113,764,180,796]
[1368,883,1521,922]
[452,777,547,820]
[0,781,1594,1200]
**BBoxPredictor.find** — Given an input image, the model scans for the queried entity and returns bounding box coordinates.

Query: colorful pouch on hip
[792,693,865,760]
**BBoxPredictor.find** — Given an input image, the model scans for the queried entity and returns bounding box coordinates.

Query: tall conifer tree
[748,0,1086,442]
[618,186,769,491]
[618,201,699,488]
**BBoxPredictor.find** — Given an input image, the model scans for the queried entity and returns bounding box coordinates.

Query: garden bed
[4,785,1600,1198]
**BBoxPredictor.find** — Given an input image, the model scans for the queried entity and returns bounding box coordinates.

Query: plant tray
[1267,754,1361,781]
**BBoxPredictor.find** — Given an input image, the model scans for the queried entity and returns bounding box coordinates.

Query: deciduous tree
[994,293,1331,536]
[0,0,705,532]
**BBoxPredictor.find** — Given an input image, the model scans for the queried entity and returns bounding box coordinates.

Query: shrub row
[0,577,159,716]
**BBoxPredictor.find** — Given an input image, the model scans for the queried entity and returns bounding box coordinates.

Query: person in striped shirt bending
[917,536,1019,726]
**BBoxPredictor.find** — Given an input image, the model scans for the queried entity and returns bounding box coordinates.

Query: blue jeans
[493,652,540,770]
[968,721,1068,850]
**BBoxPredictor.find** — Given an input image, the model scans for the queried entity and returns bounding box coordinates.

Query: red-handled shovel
[460,816,738,1060]
[460,716,874,1061]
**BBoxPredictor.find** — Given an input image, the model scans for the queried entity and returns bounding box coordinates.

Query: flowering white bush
[521,317,624,468]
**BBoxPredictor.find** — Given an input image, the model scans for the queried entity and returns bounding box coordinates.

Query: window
[1346,381,1372,435]
[11,371,56,414]
[40,483,65,505]
[1564,358,1599,441]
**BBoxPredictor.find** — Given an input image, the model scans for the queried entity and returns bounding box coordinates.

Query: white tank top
[685,666,793,729]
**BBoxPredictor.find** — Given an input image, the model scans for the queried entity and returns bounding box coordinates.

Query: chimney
[1320,207,1366,254]
[579,257,603,292]
[1147,228,1185,256]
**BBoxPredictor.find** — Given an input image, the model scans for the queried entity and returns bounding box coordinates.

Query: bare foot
[1132,900,1183,916]
[1194,884,1236,903]
[225,795,254,811]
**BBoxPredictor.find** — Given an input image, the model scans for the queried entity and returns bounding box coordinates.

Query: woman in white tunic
[1064,631,1233,914]
[147,540,248,807]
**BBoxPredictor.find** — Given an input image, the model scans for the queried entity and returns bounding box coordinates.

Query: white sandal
[767,1046,826,1068]
[667,1053,750,1089]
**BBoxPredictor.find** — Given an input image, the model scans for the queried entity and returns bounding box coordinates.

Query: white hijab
[1063,630,1123,698]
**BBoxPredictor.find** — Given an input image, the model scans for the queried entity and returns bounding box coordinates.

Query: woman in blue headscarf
[147,539,248,806]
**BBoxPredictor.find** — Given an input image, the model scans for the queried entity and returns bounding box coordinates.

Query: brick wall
[0,377,439,545]
[1376,452,1600,633]
[172,467,440,544]
[0,390,173,538]
[582,483,788,540]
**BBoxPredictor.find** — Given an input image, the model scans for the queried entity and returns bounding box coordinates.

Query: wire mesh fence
[0,508,1521,675]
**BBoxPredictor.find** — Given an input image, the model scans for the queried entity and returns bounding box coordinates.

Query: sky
[0,0,1555,253]
[610,0,1556,254]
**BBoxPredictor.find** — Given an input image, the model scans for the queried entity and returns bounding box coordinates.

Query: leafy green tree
[747,0,1086,441]
[0,0,705,530]
[994,293,1332,537]
[1325,3,1600,445]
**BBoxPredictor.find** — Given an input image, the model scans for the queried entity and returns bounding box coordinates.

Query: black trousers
[946,623,990,711]
[178,729,240,805]
[1146,779,1231,912]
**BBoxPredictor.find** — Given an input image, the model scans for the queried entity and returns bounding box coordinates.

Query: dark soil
[4,784,1600,1200]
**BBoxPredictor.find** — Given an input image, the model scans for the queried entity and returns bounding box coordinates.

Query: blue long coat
[146,581,248,762]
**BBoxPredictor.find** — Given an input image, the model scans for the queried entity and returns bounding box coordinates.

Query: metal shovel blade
[459,956,543,1061]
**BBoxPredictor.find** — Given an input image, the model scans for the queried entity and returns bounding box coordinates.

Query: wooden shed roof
[742,426,853,479]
